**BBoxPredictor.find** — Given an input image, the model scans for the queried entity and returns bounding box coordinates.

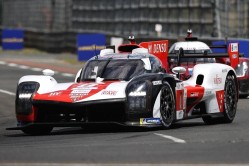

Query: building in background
[0,0,249,52]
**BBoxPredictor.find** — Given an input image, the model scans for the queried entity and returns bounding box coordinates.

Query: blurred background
[0,0,249,53]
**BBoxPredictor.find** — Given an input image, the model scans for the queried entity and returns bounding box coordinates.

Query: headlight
[127,81,149,112]
[16,82,39,115]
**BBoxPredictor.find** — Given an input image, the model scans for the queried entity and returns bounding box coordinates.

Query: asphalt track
[0,57,248,165]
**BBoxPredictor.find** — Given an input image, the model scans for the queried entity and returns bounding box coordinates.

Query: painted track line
[0,61,6,65]
[61,73,75,77]
[0,60,75,77]
[0,89,15,96]
[31,67,43,71]
[154,133,186,143]
[19,65,30,69]
[8,63,18,67]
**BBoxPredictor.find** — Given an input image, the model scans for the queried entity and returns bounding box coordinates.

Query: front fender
[18,75,58,94]
[184,63,236,90]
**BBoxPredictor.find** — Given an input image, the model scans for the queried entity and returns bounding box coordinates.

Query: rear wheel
[22,126,53,135]
[222,74,237,123]
[160,82,176,128]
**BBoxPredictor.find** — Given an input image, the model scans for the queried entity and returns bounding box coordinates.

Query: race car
[168,30,249,98]
[7,39,239,135]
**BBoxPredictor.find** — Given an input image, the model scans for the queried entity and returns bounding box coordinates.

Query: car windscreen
[81,59,146,81]
[168,49,215,66]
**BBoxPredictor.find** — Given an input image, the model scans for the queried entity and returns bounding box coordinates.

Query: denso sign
[148,43,167,53]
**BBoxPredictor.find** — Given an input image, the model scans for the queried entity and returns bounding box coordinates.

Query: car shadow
[5,123,162,137]
[52,123,162,135]
[5,121,211,137]
[171,121,206,129]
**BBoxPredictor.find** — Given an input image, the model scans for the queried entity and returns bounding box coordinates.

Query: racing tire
[21,126,53,135]
[160,82,176,128]
[222,74,237,123]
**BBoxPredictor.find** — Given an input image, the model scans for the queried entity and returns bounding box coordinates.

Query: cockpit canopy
[168,41,215,67]
[169,41,212,54]
[80,53,163,81]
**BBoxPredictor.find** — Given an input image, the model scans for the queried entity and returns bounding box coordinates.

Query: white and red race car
[7,39,239,135]
[168,30,248,98]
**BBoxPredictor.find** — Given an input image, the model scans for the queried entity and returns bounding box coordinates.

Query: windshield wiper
[99,59,111,78]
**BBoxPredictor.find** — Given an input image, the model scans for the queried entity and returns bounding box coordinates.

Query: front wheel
[160,82,176,128]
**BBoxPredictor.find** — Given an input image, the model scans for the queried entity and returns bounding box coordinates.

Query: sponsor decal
[205,90,212,96]
[49,92,62,96]
[216,90,224,112]
[152,43,167,53]
[183,89,187,109]
[176,82,184,90]
[152,80,162,85]
[190,92,199,97]
[101,90,118,96]
[188,68,193,75]
[70,93,88,97]
[176,110,184,120]
[71,90,91,94]
[70,83,98,101]
[214,74,222,85]
[232,54,237,59]
[129,91,146,96]
[231,43,238,52]
[140,118,161,125]
[222,69,227,73]
[72,83,98,90]
[176,89,184,110]
[148,43,152,53]
[78,45,105,51]
[2,38,24,43]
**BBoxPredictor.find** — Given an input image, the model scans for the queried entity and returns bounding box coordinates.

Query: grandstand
[0,0,249,52]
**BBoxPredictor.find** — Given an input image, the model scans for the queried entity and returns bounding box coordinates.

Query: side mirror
[172,67,186,79]
[172,66,186,75]
[42,69,55,76]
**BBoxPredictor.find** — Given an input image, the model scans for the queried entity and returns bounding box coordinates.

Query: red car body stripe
[216,90,225,112]
[33,81,117,103]
[185,85,205,113]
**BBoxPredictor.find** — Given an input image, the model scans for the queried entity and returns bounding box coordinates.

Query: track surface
[0,62,248,165]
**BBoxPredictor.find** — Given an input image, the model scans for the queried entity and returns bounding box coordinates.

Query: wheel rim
[160,86,175,124]
[224,79,237,119]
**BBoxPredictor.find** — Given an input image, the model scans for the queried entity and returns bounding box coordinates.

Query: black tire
[222,74,237,123]
[160,82,176,128]
[22,126,53,135]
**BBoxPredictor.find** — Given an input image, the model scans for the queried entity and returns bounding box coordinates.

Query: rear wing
[116,40,169,70]
[139,40,169,70]
[169,43,240,69]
